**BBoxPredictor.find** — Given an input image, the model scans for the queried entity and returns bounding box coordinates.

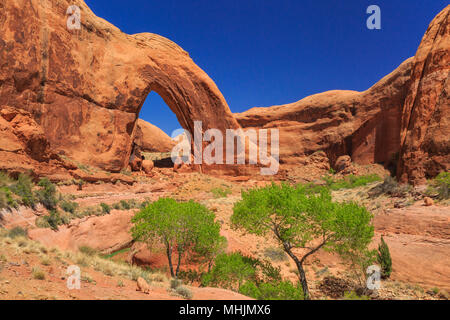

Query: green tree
[377,236,392,279]
[131,198,224,278]
[231,183,374,299]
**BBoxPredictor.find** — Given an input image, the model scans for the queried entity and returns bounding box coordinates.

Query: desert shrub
[8,227,27,238]
[79,246,98,256]
[42,210,63,230]
[10,174,36,208]
[176,286,193,299]
[343,290,370,300]
[132,198,224,278]
[60,200,79,214]
[232,183,374,299]
[0,172,13,187]
[0,187,19,210]
[35,178,58,210]
[369,176,411,198]
[170,278,183,289]
[377,236,392,279]
[112,203,121,210]
[100,202,111,214]
[178,269,204,285]
[32,267,45,280]
[239,280,304,300]
[324,174,381,190]
[211,187,232,198]
[432,172,450,200]
[263,247,288,262]
[120,200,131,210]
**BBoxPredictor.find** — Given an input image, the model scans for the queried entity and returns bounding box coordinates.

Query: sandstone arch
[0,0,240,172]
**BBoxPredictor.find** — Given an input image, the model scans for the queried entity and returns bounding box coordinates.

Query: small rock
[423,197,434,206]
[136,277,150,294]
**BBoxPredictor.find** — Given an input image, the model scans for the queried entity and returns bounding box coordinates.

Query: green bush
[8,227,27,238]
[10,174,36,208]
[60,200,79,214]
[0,187,18,210]
[239,280,304,300]
[35,178,58,210]
[377,236,392,279]
[201,252,281,291]
[120,200,131,210]
[201,252,257,291]
[43,210,63,230]
[100,203,111,214]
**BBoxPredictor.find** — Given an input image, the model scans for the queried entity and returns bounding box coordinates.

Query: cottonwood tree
[131,198,225,278]
[231,183,374,299]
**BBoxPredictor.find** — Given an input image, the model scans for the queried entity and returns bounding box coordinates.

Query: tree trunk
[284,247,310,299]
[175,249,183,278]
[166,245,174,278]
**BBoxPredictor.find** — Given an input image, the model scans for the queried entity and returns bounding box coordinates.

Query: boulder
[142,159,154,174]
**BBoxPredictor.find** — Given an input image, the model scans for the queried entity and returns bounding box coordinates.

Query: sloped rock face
[236,58,414,172]
[133,119,175,153]
[397,6,450,184]
[0,0,239,172]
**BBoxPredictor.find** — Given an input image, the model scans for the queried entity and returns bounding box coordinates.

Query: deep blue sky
[85,0,448,135]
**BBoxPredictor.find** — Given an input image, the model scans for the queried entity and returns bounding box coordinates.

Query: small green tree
[201,252,281,292]
[231,183,374,299]
[377,236,392,279]
[131,198,224,278]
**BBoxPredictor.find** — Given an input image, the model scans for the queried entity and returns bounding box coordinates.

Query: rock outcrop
[0,1,448,183]
[133,119,175,153]
[236,5,450,184]
[397,6,450,184]
[236,58,414,173]
[0,0,240,173]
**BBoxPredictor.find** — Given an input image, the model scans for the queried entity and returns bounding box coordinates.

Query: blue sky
[85,0,448,135]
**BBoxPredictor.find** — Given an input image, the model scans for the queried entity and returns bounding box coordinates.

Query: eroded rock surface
[0,0,239,173]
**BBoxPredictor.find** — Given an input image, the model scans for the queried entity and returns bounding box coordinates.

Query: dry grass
[0,229,168,288]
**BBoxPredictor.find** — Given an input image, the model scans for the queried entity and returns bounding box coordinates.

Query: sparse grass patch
[78,245,97,257]
[211,186,232,198]
[263,247,288,262]
[323,174,382,190]
[40,256,51,266]
[176,286,193,299]
[32,267,46,280]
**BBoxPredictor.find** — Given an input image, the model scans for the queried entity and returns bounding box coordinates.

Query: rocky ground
[1,163,448,300]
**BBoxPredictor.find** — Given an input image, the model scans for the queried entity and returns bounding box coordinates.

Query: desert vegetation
[231,183,375,299]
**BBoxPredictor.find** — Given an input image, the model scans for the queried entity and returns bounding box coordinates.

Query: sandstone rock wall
[0,0,239,172]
